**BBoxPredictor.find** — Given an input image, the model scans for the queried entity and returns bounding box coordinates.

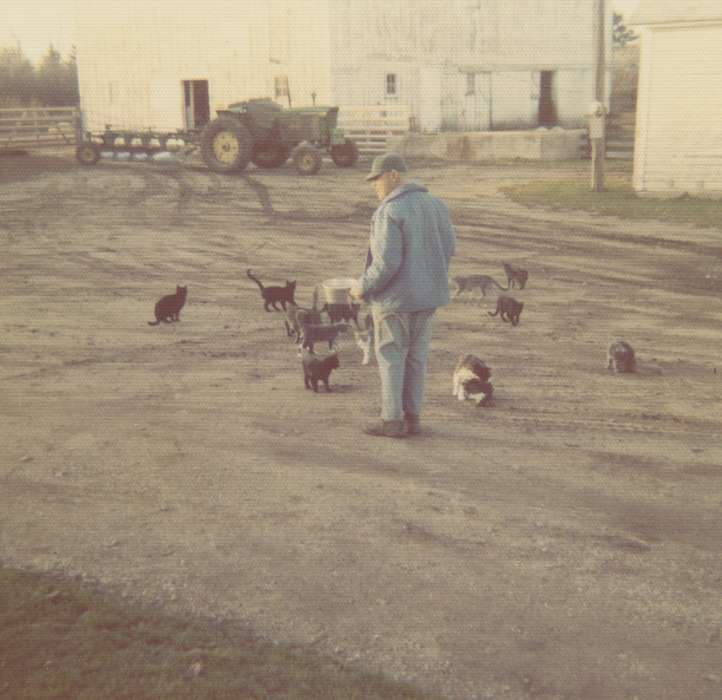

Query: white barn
[75,0,611,134]
[632,0,722,197]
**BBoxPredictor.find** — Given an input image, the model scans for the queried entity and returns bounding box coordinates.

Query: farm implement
[75,98,359,176]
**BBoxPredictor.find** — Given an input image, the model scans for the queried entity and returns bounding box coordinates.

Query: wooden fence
[338,105,411,157]
[0,107,80,150]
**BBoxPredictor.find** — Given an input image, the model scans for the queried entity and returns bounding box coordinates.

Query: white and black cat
[452,274,508,298]
[353,312,374,365]
[607,340,636,373]
[452,354,494,406]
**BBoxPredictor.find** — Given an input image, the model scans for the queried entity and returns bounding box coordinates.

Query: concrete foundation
[387,128,586,162]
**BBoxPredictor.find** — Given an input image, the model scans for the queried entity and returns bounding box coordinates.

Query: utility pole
[591,0,606,191]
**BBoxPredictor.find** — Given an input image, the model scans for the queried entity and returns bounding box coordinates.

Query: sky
[2,0,640,64]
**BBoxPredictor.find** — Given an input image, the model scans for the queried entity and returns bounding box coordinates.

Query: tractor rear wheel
[293,144,323,175]
[200,117,251,173]
[251,141,290,169]
[76,143,101,166]
[330,139,359,167]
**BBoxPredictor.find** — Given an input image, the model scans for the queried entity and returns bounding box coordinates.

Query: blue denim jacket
[358,182,456,313]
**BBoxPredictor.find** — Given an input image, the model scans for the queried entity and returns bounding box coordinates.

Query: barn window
[274,75,289,98]
[385,73,397,97]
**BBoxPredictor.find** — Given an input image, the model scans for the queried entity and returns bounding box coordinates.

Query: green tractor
[200,98,359,175]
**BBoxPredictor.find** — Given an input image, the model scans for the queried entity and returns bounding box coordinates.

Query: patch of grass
[501,176,722,229]
[0,565,436,699]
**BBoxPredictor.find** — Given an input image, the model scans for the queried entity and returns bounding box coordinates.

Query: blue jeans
[372,308,435,421]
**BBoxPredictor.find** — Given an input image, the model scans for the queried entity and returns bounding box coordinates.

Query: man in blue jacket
[350,153,456,438]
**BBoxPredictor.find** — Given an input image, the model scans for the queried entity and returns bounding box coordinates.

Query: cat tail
[487,309,499,317]
[147,320,161,326]
[246,269,264,291]
[312,285,320,311]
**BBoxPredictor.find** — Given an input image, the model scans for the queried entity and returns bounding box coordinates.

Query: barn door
[183,80,210,130]
[538,71,557,127]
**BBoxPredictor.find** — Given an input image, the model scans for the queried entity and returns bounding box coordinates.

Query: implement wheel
[200,117,251,173]
[75,143,101,166]
[293,144,323,175]
[251,140,290,169]
[330,139,359,167]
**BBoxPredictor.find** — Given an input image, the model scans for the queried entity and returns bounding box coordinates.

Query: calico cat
[301,322,349,353]
[302,351,340,393]
[247,269,296,311]
[502,262,529,290]
[148,285,187,326]
[321,302,362,328]
[607,340,636,373]
[452,274,508,298]
[452,354,494,406]
[488,295,524,326]
[353,313,374,365]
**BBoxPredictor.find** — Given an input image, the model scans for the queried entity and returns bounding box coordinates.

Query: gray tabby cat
[284,286,323,343]
[452,274,509,298]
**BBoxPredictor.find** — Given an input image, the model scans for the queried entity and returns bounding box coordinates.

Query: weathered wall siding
[75,0,609,134]
[634,23,722,194]
[76,1,274,130]
[269,0,333,108]
[489,72,535,130]
[328,0,610,130]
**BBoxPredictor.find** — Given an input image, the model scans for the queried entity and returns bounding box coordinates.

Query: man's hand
[349,283,364,302]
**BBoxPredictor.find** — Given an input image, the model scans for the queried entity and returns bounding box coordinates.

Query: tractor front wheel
[330,139,359,167]
[293,144,323,175]
[200,117,251,173]
[75,143,101,166]
[251,141,290,169]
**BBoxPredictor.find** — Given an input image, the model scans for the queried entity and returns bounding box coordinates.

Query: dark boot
[363,419,405,438]
[404,414,421,436]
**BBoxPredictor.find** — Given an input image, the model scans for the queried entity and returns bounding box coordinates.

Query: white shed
[632,0,722,197]
[74,0,611,134]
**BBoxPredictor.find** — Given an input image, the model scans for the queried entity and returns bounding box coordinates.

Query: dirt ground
[1,149,721,700]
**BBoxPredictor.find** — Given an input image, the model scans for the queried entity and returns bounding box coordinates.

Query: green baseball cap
[365,152,408,181]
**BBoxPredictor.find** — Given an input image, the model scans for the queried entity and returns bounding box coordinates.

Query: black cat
[502,262,528,290]
[301,322,349,353]
[247,269,296,311]
[148,285,187,326]
[321,303,362,328]
[488,295,524,326]
[302,351,340,393]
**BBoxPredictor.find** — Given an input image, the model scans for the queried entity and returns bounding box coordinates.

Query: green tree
[0,45,36,106]
[613,12,638,48]
[36,44,78,106]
